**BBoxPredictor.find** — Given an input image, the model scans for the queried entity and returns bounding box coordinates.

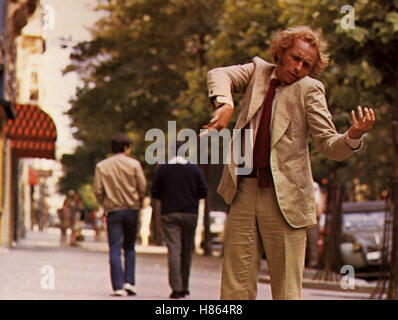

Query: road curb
[258,274,376,294]
[77,241,168,254]
[13,228,169,255]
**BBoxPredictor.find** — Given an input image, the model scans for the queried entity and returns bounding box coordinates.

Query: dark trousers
[106,209,138,290]
[161,212,198,292]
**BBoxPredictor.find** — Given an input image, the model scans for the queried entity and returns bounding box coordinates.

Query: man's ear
[276,48,284,64]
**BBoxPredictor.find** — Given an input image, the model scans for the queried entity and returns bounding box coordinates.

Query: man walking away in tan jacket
[93,133,147,296]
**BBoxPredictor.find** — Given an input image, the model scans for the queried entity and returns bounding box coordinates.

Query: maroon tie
[253,78,281,187]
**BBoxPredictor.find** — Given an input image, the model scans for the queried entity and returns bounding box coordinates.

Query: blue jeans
[106,209,138,290]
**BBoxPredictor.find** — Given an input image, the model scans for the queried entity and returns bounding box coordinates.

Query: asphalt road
[0,228,373,301]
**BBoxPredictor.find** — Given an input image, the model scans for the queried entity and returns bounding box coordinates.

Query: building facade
[1,0,58,247]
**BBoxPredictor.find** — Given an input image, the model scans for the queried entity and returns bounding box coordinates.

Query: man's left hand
[348,106,376,139]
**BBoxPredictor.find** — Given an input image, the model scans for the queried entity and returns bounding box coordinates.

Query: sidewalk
[12,227,377,295]
[258,264,376,294]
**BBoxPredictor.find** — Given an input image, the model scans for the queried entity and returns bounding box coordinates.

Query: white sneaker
[111,289,126,297]
[124,283,136,296]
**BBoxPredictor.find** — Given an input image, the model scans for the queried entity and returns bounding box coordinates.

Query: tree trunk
[387,99,398,299]
[387,178,398,299]
[316,172,344,281]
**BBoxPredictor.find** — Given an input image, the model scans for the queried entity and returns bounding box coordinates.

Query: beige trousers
[220,178,307,300]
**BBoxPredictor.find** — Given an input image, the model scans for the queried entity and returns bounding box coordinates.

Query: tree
[61,0,224,192]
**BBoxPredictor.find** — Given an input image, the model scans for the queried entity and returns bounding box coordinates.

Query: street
[0,228,373,301]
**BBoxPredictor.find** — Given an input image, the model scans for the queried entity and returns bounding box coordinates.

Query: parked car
[317,200,390,276]
[339,201,389,273]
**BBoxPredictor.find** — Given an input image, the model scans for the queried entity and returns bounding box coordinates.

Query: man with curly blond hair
[203,26,375,300]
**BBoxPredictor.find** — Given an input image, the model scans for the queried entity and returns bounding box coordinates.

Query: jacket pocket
[292,161,315,214]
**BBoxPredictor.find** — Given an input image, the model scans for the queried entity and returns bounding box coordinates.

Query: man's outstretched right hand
[200,104,234,137]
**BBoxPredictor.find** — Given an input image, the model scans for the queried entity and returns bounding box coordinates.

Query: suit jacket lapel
[247,66,275,121]
[271,85,295,148]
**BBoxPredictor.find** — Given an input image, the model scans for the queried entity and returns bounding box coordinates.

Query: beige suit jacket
[207,56,358,228]
[93,153,147,213]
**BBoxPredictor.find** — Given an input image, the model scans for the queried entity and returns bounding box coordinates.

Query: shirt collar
[168,156,188,164]
[270,69,285,87]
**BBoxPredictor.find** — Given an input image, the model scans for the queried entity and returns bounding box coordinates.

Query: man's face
[275,38,318,84]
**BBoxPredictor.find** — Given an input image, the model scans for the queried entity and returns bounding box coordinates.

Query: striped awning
[4,104,57,159]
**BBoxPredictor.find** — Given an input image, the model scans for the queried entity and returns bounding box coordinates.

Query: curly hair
[270,26,329,75]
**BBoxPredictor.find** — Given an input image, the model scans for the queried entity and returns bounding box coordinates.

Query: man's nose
[294,62,302,74]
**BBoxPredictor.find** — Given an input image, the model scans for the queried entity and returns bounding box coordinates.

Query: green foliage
[61,0,224,193]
